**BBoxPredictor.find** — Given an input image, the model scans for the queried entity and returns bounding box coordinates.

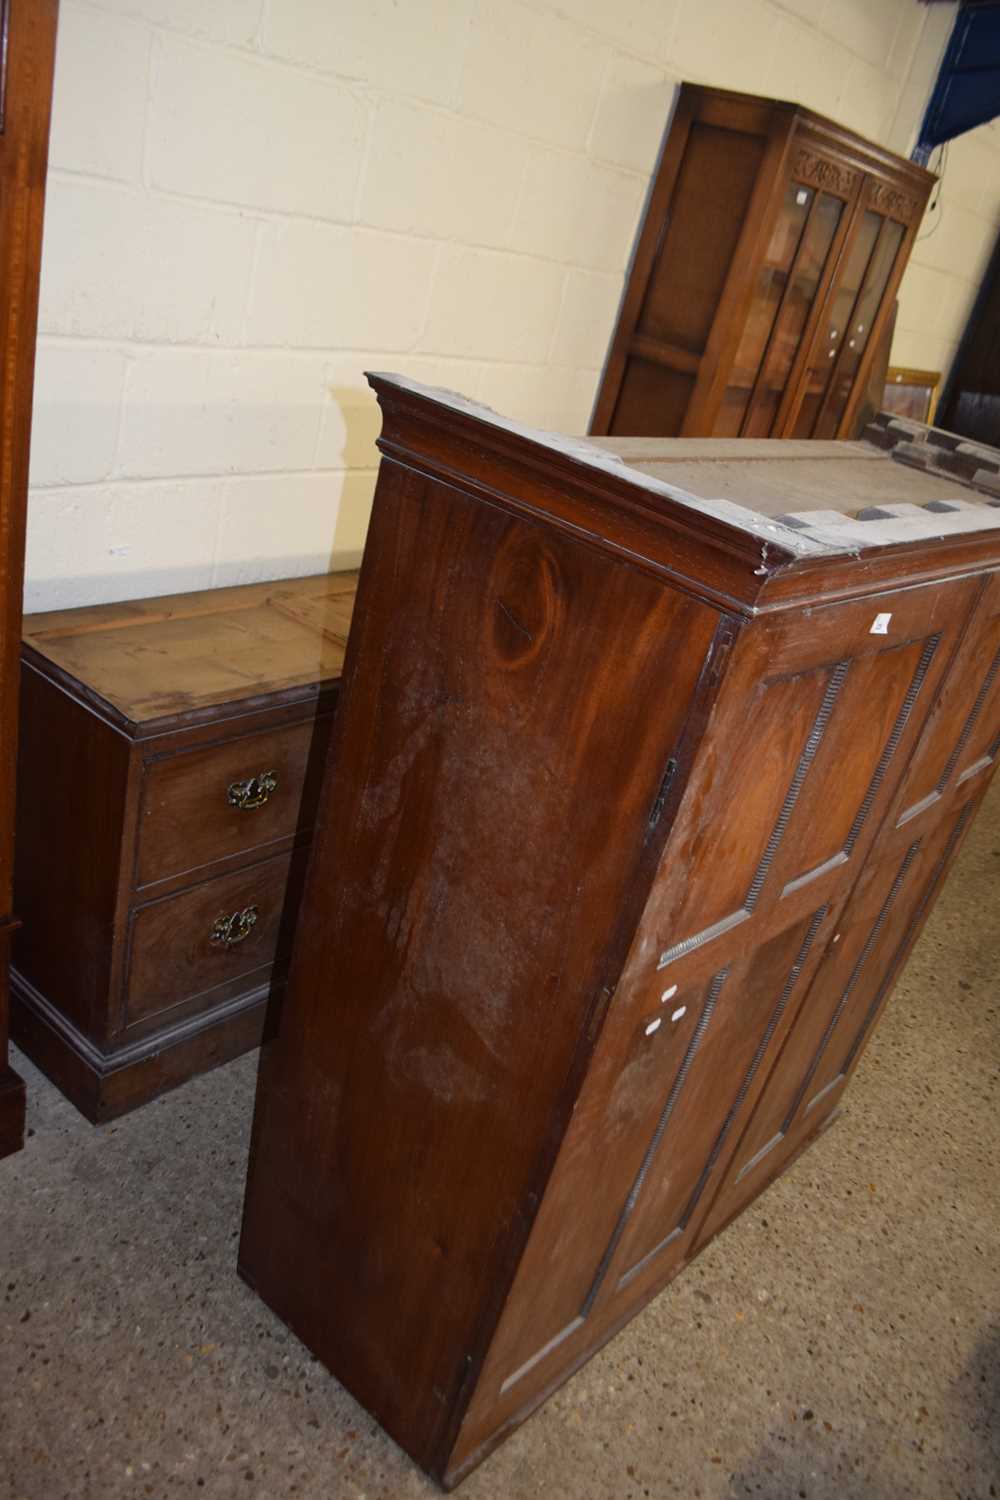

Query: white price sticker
[870,612,892,635]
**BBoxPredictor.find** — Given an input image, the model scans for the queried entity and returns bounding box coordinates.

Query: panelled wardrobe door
[695,786,981,1254]
[694,569,1000,1252]
[0,0,59,1161]
[450,572,981,1457]
[890,570,1000,829]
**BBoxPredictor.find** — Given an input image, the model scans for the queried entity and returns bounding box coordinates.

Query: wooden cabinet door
[575,578,979,1298]
[890,570,1000,833]
[464,575,979,1411]
[643,575,979,963]
[716,148,859,438]
[694,787,980,1252]
[692,570,1000,1252]
[787,174,924,439]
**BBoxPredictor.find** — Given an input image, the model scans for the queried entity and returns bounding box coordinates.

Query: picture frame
[883,366,942,425]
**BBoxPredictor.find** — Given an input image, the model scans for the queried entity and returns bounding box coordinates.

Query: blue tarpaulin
[917,1,1000,155]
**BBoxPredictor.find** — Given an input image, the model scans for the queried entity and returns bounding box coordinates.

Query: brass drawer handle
[210,905,259,947]
[228,770,278,810]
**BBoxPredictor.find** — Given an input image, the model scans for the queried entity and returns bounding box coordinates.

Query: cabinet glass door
[811,218,906,438]
[740,191,844,436]
[792,208,887,438]
[715,184,843,437]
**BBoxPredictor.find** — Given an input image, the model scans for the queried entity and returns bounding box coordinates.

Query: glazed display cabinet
[590,84,934,442]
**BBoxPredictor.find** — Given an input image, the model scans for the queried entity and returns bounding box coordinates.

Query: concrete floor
[1,794,998,1500]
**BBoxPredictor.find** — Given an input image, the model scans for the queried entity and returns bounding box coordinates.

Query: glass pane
[793,210,882,438]
[713,183,814,435]
[813,220,906,438]
[742,192,844,438]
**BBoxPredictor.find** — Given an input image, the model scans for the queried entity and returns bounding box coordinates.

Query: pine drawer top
[22,572,359,730]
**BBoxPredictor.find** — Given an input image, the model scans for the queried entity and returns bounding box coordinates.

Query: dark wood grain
[11,573,351,1122]
[240,445,722,1478]
[0,0,59,1161]
[590,83,933,443]
[10,965,273,1125]
[13,662,131,1041]
[239,379,1000,1487]
[137,718,322,889]
[126,850,295,1026]
[22,571,355,729]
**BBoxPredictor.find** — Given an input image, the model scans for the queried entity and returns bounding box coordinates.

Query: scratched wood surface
[22,572,358,724]
[11,571,352,1123]
[239,377,1000,1487]
[589,438,990,519]
[0,0,60,1161]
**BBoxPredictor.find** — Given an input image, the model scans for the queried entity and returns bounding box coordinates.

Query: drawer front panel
[125,852,295,1026]
[137,718,326,888]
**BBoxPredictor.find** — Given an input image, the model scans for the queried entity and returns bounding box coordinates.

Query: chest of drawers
[11,571,357,1122]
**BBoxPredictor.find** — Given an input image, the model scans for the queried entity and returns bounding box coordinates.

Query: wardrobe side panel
[239,457,719,1476]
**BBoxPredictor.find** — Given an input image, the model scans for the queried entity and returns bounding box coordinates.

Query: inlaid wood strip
[782,841,922,1133]
[622,905,830,1287]
[837,804,974,1080]
[841,632,941,855]
[582,967,731,1314]
[498,1316,585,1396]
[934,641,1000,794]
[675,907,828,1227]
[657,908,748,970]
[780,850,847,897]
[744,660,850,909]
[734,1128,784,1184]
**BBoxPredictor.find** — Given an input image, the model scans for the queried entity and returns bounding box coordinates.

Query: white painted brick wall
[40,181,258,342]
[26,0,977,611]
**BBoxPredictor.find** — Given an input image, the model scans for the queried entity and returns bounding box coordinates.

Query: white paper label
[870,612,892,635]
[796,189,809,206]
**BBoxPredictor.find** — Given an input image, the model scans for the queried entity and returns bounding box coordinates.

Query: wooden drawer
[125,852,296,1027]
[12,571,355,1121]
[136,718,325,888]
